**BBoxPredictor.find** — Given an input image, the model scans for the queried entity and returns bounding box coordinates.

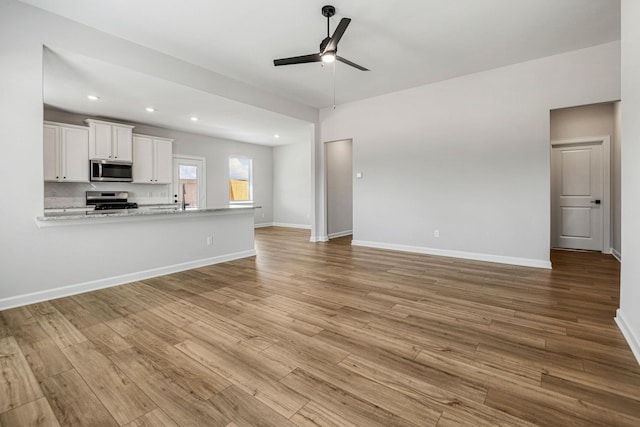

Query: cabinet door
[89,122,112,159]
[153,139,173,184]
[113,126,133,161]
[132,136,154,183]
[43,124,59,181]
[61,127,89,182]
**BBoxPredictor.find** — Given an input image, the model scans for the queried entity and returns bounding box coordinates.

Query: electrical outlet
[261,213,265,218]
[206,236,213,246]
[434,229,440,238]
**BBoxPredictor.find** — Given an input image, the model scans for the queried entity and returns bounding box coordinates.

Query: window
[229,156,252,203]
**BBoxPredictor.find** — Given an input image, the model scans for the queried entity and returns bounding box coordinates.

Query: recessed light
[190,116,199,122]
[145,107,155,112]
[87,95,99,101]
[274,134,280,139]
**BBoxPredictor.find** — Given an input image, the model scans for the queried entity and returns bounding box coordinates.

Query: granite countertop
[38,204,258,221]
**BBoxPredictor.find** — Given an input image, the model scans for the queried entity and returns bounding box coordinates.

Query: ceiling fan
[273,5,369,71]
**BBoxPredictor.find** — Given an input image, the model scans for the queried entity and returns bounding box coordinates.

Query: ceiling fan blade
[323,17,351,54]
[337,56,369,71]
[274,53,321,66]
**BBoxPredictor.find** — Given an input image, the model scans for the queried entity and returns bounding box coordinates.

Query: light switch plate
[356,172,363,179]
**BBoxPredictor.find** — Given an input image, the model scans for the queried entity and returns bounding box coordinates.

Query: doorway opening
[173,156,206,209]
[325,139,353,239]
[550,102,620,257]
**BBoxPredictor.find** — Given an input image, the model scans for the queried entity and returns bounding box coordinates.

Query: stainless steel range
[86,191,138,214]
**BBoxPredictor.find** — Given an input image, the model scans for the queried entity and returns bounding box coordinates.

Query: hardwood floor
[1,226,639,426]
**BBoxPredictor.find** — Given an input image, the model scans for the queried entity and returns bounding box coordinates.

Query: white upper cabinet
[85,119,134,162]
[132,134,174,184]
[43,122,89,182]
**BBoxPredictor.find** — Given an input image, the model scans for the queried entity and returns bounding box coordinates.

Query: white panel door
[551,143,603,250]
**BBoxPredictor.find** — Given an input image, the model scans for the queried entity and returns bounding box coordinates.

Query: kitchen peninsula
[37,204,257,224]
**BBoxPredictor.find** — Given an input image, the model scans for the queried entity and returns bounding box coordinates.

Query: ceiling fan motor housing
[321,5,336,18]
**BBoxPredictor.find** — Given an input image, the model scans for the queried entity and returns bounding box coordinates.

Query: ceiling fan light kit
[273,4,369,71]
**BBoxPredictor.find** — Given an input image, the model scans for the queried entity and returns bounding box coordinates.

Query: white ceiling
[43,48,312,146]
[29,0,620,145]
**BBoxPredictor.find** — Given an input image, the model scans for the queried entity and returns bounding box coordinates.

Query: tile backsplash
[45,182,172,208]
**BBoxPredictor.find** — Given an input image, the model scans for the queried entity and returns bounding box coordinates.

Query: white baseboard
[310,235,329,243]
[255,222,311,230]
[351,240,552,269]
[272,222,311,229]
[254,222,273,228]
[612,248,622,262]
[0,249,257,311]
[616,309,640,366]
[328,230,353,239]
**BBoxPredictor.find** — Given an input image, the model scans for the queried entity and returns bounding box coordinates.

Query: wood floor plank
[12,334,72,383]
[125,329,230,399]
[27,302,87,349]
[281,368,422,427]
[124,409,179,427]
[61,341,155,425]
[81,322,132,355]
[0,336,43,413]
[290,401,360,427]
[176,338,308,418]
[110,348,229,427]
[208,385,298,427]
[0,397,60,427]
[40,369,118,427]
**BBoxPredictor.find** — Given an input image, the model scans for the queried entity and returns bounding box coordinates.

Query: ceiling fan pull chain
[333,61,336,109]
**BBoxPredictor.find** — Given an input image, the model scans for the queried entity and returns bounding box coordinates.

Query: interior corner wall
[273,142,311,228]
[320,41,621,267]
[549,103,621,256]
[619,0,640,364]
[613,101,622,259]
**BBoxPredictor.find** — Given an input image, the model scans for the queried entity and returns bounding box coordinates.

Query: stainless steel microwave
[90,160,133,182]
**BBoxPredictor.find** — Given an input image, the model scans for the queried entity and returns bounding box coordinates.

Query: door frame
[173,155,207,208]
[551,136,611,253]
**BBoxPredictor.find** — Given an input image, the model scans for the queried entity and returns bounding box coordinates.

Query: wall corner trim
[615,309,640,366]
[0,249,257,311]
[612,248,622,262]
[310,235,329,243]
[351,240,552,269]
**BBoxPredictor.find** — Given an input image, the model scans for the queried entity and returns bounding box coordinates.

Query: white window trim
[229,155,253,204]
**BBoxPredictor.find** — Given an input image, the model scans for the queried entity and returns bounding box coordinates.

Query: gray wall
[273,142,311,228]
[619,0,640,363]
[326,139,353,237]
[319,41,621,267]
[44,108,275,225]
[550,102,621,257]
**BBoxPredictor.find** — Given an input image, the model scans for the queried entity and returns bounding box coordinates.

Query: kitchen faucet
[181,183,187,210]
